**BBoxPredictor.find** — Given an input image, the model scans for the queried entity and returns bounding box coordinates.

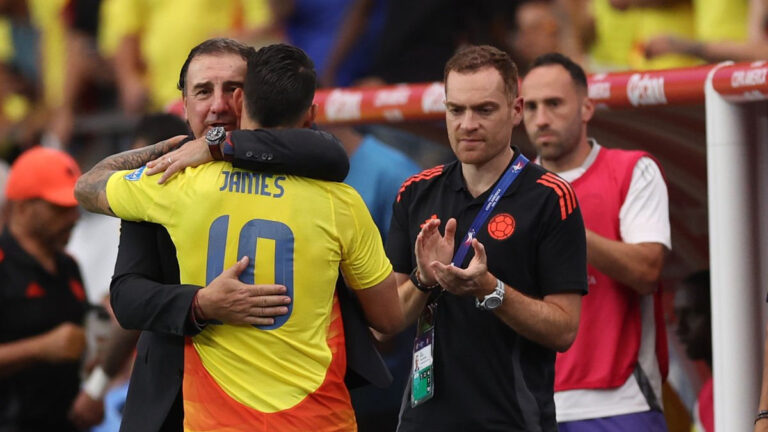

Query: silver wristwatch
[205,126,227,147]
[476,278,505,311]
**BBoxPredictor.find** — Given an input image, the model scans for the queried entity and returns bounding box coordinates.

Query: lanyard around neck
[451,153,529,267]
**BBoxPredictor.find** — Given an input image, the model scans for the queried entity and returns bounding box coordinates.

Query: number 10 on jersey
[206,215,295,330]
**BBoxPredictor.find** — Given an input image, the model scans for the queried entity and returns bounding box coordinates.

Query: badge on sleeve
[124,166,146,181]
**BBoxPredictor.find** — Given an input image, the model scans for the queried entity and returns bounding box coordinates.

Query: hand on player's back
[197,257,291,326]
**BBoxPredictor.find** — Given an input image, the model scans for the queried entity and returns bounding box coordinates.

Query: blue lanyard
[451,153,529,267]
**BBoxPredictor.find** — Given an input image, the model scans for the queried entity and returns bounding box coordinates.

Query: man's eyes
[447,106,495,115]
[476,106,494,115]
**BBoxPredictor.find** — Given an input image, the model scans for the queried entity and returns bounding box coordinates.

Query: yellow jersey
[590,0,700,71]
[693,0,748,42]
[107,162,392,431]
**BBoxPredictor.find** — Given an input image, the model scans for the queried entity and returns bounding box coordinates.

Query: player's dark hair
[132,113,190,146]
[177,38,254,95]
[243,43,316,128]
[444,45,519,100]
[529,53,588,89]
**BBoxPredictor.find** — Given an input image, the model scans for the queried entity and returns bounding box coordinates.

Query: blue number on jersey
[206,215,295,330]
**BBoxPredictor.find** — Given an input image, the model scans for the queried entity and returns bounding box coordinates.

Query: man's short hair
[444,45,519,99]
[529,53,588,90]
[243,43,316,128]
[177,38,254,95]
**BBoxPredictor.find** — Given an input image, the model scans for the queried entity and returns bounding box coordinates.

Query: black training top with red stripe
[386,147,587,432]
[0,230,86,431]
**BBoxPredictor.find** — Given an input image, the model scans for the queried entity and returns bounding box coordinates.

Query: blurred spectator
[279,0,500,169]
[98,0,271,113]
[511,0,562,73]
[327,126,421,237]
[0,0,69,153]
[645,0,758,62]
[268,0,386,87]
[48,0,116,148]
[558,0,701,71]
[287,0,519,87]
[674,270,713,432]
[66,112,189,431]
[627,0,700,70]
[0,147,87,431]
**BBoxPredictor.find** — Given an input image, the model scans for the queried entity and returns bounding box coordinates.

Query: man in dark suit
[74,38,389,432]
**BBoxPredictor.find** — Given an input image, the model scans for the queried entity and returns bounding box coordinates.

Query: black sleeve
[110,221,202,336]
[230,129,350,181]
[537,194,588,297]
[385,187,414,275]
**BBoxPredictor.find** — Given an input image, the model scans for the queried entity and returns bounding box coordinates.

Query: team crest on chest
[488,213,515,240]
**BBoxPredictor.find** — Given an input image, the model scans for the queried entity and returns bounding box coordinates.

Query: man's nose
[210,90,230,114]
[460,110,479,130]
[533,107,550,128]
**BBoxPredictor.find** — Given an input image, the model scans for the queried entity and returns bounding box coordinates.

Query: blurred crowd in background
[0,0,761,166]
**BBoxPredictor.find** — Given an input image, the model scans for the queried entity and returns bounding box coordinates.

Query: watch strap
[476,277,505,310]
[221,132,234,162]
[209,139,224,161]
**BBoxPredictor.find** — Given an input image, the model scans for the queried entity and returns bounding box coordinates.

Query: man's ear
[233,88,244,121]
[302,103,317,128]
[581,96,595,123]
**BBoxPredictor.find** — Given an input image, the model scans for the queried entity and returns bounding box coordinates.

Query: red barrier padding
[313,82,445,124]
[587,65,714,108]
[163,62,768,124]
[711,61,768,102]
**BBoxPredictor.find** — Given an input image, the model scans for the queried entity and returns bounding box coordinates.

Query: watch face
[206,126,225,143]
[484,296,502,310]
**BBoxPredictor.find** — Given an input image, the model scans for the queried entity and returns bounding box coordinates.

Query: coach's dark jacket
[110,130,392,432]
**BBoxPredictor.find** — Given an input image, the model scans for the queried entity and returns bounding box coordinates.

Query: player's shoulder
[300,176,362,201]
[600,147,654,169]
[525,165,579,221]
[395,162,452,203]
[525,163,571,194]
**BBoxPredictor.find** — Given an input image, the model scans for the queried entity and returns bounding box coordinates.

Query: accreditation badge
[411,303,436,407]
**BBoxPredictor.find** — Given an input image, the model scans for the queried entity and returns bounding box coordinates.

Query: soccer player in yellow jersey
[78,44,404,431]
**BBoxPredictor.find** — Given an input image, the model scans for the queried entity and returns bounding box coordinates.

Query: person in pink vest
[521,52,671,431]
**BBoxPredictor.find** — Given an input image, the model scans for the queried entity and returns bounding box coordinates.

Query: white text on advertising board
[588,82,611,100]
[731,68,768,88]
[325,90,363,121]
[627,74,667,106]
[374,86,411,107]
[422,83,446,113]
